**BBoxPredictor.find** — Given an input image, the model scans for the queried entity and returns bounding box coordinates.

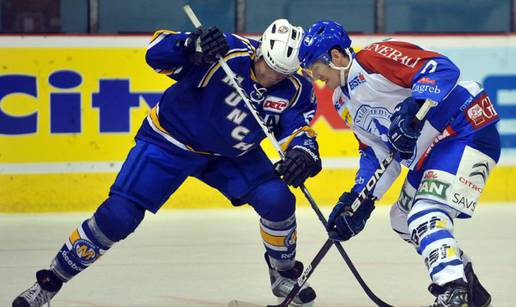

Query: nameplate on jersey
[263,96,289,113]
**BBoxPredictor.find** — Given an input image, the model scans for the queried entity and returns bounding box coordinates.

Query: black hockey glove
[184,26,229,66]
[327,191,375,241]
[387,97,423,160]
[275,146,322,188]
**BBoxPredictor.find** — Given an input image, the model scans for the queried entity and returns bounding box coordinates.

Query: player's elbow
[145,48,160,70]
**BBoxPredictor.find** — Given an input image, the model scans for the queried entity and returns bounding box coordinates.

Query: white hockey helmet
[260,19,304,75]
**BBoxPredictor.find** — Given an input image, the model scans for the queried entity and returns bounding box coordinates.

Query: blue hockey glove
[275,146,322,188]
[184,26,229,66]
[327,191,375,241]
[387,97,423,160]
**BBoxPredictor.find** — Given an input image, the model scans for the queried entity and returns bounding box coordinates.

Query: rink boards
[1,35,516,212]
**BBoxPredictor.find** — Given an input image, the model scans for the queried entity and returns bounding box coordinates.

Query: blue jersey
[137,30,318,158]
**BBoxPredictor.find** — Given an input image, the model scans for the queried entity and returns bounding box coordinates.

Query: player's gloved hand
[275,146,322,188]
[327,191,375,241]
[387,97,423,160]
[184,26,229,66]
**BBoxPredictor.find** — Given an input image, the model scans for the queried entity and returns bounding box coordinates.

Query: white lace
[19,282,53,307]
[434,291,452,306]
[431,288,467,307]
[271,274,311,306]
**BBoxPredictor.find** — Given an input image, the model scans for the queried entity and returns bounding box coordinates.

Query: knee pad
[94,194,146,242]
[389,203,412,244]
[51,195,145,281]
[248,179,295,222]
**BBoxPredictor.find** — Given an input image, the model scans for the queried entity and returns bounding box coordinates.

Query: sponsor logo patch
[464,94,498,129]
[418,77,436,85]
[425,244,458,269]
[73,239,99,265]
[348,73,366,90]
[459,176,483,192]
[278,26,288,34]
[284,229,297,248]
[423,170,439,180]
[398,188,413,212]
[452,193,477,210]
[263,97,289,113]
[417,179,450,199]
[412,83,441,95]
[411,215,444,245]
[363,43,422,68]
[334,96,345,109]
[469,161,490,183]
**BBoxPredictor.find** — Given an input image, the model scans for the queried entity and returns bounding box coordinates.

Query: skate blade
[228,298,315,307]
[276,297,314,307]
[228,299,265,307]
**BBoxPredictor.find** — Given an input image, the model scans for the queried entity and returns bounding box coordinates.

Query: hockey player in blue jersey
[13,19,321,307]
[299,21,500,306]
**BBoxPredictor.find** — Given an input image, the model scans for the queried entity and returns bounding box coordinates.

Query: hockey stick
[183,4,434,306]
[229,99,436,307]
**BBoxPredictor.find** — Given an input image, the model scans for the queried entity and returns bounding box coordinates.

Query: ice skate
[428,280,469,307]
[12,270,63,307]
[265,254,316,306]
[429,263,491,307]
[464,262,491,307]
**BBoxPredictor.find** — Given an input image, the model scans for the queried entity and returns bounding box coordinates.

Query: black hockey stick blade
[230,239,334,307]
[228,300,264,307]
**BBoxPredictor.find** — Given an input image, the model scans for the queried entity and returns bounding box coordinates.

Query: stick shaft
[182,5,398,306]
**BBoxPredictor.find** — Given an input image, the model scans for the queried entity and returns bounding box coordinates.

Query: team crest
[73,239,99,265]
[354,105,392,139]
[278,26,288,34]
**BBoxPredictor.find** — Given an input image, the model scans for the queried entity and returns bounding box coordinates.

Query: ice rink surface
[1,205,515,307]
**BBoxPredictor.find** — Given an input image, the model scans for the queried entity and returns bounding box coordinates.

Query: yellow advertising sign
[0,37,512,212]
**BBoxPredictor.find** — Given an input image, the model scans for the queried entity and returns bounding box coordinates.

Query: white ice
[1,205,515,306]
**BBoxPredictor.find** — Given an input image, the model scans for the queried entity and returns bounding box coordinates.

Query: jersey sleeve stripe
[287,75,302,107]
[198,49,251,88]
[149,29,178,44]
[279,126,317,151]
[356,41,442,88]
[231,34,256,53]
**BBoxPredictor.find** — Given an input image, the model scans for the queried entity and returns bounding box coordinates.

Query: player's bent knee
[389,203,412,243]
[51,197,146,281]
[249,179,295,222]
[94,194,146,242]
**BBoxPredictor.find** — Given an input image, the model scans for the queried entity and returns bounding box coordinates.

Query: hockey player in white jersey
[299,20,500,307]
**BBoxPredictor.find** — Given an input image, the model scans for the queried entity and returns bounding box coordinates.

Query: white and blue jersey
[332,40,500,199]
[333,39,501,287]
[138,30,318,158]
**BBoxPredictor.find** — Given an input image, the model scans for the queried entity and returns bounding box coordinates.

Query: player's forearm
[145,30,190,72]
[351,146,401,199]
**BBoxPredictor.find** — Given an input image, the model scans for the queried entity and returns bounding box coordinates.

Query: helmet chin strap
[328,48,353,87]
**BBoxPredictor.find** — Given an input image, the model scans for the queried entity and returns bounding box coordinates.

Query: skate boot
[428,279,469,307]
[12,269,63,307]
[464,262,491,307]
[429,263,491,307]
[264,254,316,306]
